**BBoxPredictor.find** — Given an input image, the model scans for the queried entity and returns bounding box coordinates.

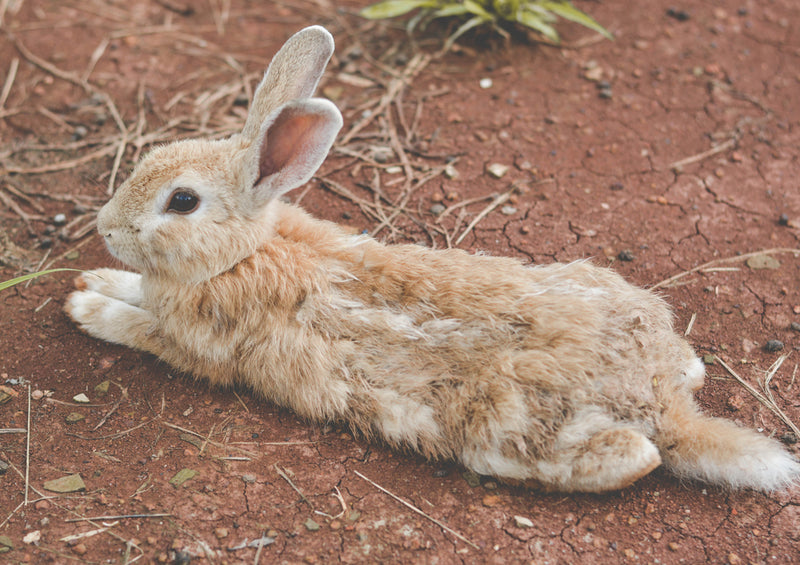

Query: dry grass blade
[454,189,513,246]
[354,470,479,550]
[652,248,800,289]
[716,355,800,438]
[669,138,737,171]
[162,421,257,457]
[274,463,314,510]
[0,56,19,111]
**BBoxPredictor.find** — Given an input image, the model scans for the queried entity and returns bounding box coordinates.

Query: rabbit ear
[245,98,342,209]
[241,26,335,141]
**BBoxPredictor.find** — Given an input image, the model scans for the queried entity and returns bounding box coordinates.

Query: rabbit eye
[166,190,199,214]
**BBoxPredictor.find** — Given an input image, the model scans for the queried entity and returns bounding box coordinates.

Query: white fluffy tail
[658,405,800,491]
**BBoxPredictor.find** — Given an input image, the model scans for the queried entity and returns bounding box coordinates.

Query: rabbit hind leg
[536,427,662,493]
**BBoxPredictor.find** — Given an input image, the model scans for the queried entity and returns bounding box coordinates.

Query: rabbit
[65,25,800,493]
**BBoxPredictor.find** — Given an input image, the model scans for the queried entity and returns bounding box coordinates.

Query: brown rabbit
[66,26,799,493]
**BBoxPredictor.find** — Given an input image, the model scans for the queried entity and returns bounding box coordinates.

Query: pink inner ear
[259,112,323,180]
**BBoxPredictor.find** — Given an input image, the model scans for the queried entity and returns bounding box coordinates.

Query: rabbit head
[96,26,343,282]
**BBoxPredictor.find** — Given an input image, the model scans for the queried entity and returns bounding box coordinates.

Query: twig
[64,513,171,523]
[0,428,26,434]
[274,463,314,510]
[354,470,479,550]
[454,189,513,246]
[231,389,249,413]
[162,421,257,457]
[0,56,19,111]
[25,382,31,506]
[93,388,127,431]
[716,355,800,438]
[66,394,165,440]
[684,313,697,337]
[668,138,737,171]
[652,248,800,289]
[253,529,267,565]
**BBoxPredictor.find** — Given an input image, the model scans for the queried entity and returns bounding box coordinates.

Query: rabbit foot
[65,288,157,351]
[74,268,143,306]
[539,428,662,493]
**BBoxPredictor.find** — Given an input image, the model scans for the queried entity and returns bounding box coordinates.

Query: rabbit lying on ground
[66,26,799,493]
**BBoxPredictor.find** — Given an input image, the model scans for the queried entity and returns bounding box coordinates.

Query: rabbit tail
[657,396,800,492]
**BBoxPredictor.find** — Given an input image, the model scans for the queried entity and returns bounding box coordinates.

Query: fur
[66,26,799,493]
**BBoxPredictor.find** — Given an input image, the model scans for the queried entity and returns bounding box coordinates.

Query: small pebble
[429,204,446,216]
[668,542,680,552]
[727,552,742,565]
[666,8,691,21]
[53,213,67,226]
[304,518,320,531]
[241,474,257,484]
[610,182,624,191]
[487,163,509,179]
[513,515,534,528]
[72,126,88,141]
[479,78,493,89]
[73,393,90,403]
[214,527,228,539]
[598,88,613,99]
[778,213,789,226]
[726,395,745,412]
[500,206,517,216]
[444,163,459,179]
[72,544,87,556]
[31,390,44,400]
[790,322,800,332]
[617,250,635,262]
[763,340,784,352]
[520,225,531,235]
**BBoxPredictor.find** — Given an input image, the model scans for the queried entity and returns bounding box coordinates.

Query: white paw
[77,268,142,306]
[65,289,150,347]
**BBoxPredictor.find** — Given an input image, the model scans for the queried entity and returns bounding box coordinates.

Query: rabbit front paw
[65,288,155,351]
[75,268,143,306]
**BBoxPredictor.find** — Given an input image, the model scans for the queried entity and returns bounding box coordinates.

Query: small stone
[72,543,87,555]
[610,182,624,191]
[617,250,635,262]
[445,191,460,202]
[520,225,531,235]
[53,213,67,226]
[482,494,501,507]
[431,193,444,203]
[304,518,320,531]
[444,163,459,179]
[702,354,715,365]
[514,515,534,528]
[65,412,85,424]
[0,459,9,475]
[94,380,110,397]
[623,548,636,559]
[385,165,402,175]
[22,531,41,544]
[598,88,613,99]
[727,553,742,565]
[479,78,493,89]
[778,213,790,226]
[668,542,680,552]
[462,470,481,487]
[584,66,604,81]
[241,473,257,484]
[429,204,446,216]
[764,340,784,352]
[329,520,342,530]
[651,531,662,540]
[666,8,691,21]
[73,393,90,403]
[72,126,88,141]
[791,322,800,332]
[726,394,745,411]
[500,206,517,216]
[31,390,44,400]
[44,474,86,493]
[214,527,228,539]
[487,163,509,179]
[730,151,743,163]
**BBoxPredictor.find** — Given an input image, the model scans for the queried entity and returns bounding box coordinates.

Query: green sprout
[360,0,612,49]
[0,268,83,292]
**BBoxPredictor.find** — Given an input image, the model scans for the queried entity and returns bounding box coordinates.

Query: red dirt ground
[1,1,799,563]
